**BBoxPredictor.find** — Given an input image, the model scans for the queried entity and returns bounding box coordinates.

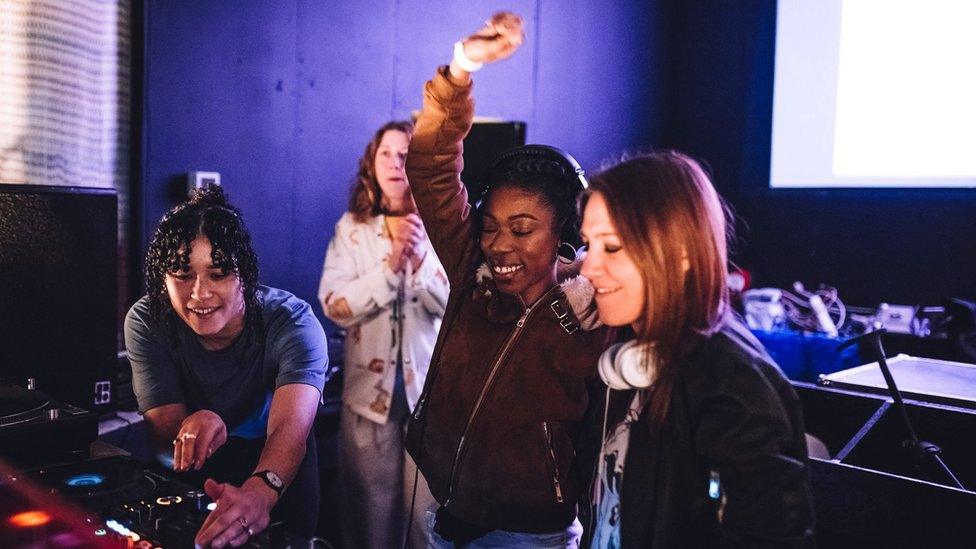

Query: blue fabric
[388,356,409,424]
[426,512,582,549]
[750,328,861,382]
[229,391,272,439]
[125,285,328,433]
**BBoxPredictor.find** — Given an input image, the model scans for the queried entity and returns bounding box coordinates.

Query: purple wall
[141,0,662,328]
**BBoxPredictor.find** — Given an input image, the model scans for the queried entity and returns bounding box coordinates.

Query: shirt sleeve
[405,66,481,285]
[318,216,398,328]
[267,296,329,395]
[123,298,186,414]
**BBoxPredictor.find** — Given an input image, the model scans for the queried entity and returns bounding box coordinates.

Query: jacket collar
[474,261,602,331]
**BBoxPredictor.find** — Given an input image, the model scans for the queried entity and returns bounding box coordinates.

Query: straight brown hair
[583,151,731,429]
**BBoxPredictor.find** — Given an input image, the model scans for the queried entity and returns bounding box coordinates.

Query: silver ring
[237,517,254,536]
[179,432,197,441]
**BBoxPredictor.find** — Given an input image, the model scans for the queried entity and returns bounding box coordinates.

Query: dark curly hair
[349,120,414,223]
[478,145,587,258]
[145,186,262,344]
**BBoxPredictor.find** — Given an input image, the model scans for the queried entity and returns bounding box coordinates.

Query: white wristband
[453,41,484,73]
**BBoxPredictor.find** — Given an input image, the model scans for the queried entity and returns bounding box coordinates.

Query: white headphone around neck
[598,340,658,390]
[594,340,658,486]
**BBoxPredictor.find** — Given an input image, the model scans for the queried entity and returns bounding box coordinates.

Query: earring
[557,242,577,264]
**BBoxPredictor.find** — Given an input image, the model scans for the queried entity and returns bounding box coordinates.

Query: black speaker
[460,120,526,199]
[0,184,117,411]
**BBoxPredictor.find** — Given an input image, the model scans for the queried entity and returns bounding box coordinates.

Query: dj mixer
[2,455,311,548]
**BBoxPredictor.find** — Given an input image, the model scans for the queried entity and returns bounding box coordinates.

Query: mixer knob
[185,489,207,511]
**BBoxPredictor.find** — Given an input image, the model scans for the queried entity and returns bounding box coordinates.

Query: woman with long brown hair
[579,152,815,547]
[319,120,448,548]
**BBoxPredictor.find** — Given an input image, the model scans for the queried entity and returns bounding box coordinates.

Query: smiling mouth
[492,264,524,277]
[595,286,621,295]
[189,306,219,316]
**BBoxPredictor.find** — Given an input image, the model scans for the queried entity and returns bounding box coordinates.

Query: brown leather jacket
[404,67,609,533]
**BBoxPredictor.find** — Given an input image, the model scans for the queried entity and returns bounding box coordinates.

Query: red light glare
[8,510,52,528]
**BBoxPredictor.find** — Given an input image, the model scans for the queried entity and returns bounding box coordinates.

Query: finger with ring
[237,517,254,536]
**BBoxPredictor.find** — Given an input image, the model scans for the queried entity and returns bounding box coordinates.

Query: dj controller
[0,383,317,548]
[3,455,317,549]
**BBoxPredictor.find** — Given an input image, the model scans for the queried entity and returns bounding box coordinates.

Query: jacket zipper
[444,286,557,506]
[542,420,564,503]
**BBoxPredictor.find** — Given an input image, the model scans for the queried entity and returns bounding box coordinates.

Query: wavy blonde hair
[348,120,414,223]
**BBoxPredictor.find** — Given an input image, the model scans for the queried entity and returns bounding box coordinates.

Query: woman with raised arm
[579,152,816,547]
[404,12,608,548]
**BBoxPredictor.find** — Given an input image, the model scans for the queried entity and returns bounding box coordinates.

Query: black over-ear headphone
[477,144,588,256]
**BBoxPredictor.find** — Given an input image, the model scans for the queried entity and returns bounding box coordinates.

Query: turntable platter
[0,385,50,421]
[0,383,96,463]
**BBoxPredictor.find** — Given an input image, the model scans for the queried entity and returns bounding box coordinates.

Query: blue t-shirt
[124,286,328,438]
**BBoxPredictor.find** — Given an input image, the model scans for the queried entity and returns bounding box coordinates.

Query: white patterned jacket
[318,211,449,424]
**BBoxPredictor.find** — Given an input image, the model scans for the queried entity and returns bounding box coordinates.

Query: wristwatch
[250,470,284,495]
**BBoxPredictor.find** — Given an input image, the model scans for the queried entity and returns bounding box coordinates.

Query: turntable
[0,382,98,465]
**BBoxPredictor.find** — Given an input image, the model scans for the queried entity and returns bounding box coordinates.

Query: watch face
[266,471,283,488]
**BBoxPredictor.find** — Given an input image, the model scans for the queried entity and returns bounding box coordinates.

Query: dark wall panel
[659,0,976,306]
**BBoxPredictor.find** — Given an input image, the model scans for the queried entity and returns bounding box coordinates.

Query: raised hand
[463,11,525,64]
[172,409,227,472]
[448,11,525,83]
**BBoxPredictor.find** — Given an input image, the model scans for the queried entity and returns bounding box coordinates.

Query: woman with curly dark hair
[125,186,328,547]
[403,13,609,548]
[319,120,448,548]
